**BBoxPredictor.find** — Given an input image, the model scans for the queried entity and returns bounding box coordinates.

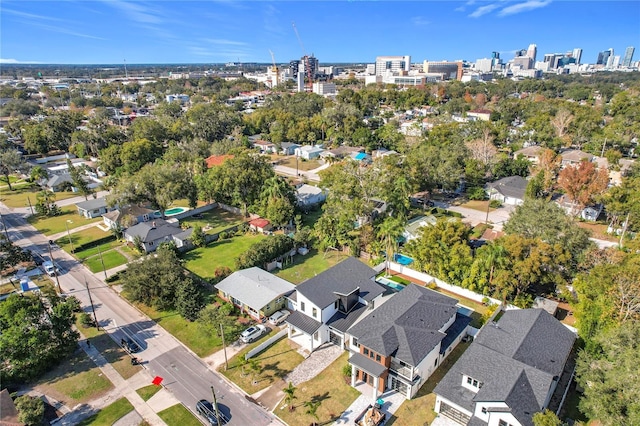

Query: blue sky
[1,1,638,65]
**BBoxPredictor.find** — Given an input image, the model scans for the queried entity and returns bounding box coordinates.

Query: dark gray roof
[285,310,322,335]
[347,284,458,366]
[440,313,472,354]
[76,197,108,211]
[281,142,300,149]
[295,257,384,308]
[47,173,73,187]
[124,219,183,243]
[349,352,388,377]
[434,309,576,426]
[487,176,527,200]
[326,302,368,333]
[173,228,194,242]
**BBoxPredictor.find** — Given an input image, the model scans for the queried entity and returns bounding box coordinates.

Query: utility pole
[220,323,228,371]
[27,196,34,215]
[65,220,74,253]
[210,386,223,426]
[47,241,61,293]
[85,277,99,329]
[97,245,108,281]
[0,212,8,240]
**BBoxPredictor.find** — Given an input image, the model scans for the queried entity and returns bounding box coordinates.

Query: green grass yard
[136,384,162,402]
[0,184,78,209]
[77,397,134,426]
[182,233,266,278]
[278,156,322,171]
[84,250,128,273]
[274,249,349,284]
[27,205,103,236]
[180,208,247,235]
[157,404,201,426]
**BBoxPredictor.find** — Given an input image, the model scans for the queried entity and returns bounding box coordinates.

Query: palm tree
[29,166,49,186]
[377,216,404,275]
[283,382,297,412]
[261,176,290,200]
[237,356,249,377]
[481,243,508,286]
[304,400,321,426]
[249,358,261,385]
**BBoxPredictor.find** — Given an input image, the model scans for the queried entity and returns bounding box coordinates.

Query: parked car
[121,337,140,353]
[240,324,267,343]
[268,310,290,326]
[42,261,58,277]
[196,399,220,425]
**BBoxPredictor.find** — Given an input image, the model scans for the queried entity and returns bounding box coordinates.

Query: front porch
[286,310,323,353]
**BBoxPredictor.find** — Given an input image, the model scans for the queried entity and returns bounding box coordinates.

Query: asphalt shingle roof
[286,310,322,335]
[347,284,458,366]
[326,302,368,333]
[487,176,528,200]
[215,267,295,312]
[433,309,576,426]
[124,219,182,243]
[349,352,388,377]
[76,197,108,211]
[295,257,384,309]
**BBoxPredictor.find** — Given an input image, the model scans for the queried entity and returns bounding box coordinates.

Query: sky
[1,1,639,65]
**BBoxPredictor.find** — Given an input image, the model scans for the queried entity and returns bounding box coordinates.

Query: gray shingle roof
[76,197,108,211]
[433,309,576,426]
[124,219,182,243]
[295,257,385,308]
[215,268,295,312]
[349,352,388,377]
[326,302,368,333]
[347,284,458,366]
[487,175,528,200]
[47,173,73,188]
[286,310,322,335]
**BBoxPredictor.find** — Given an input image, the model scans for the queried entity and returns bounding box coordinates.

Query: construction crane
[292,21,313,92]
[268,49,279,87]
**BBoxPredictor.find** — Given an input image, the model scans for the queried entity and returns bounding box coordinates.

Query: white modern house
[294,145,324,160]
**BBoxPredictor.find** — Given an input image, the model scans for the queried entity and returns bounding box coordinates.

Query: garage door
[329,331,342,347]
[439,401,471,425]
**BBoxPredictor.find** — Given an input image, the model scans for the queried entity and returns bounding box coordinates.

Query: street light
[65,220,74,253]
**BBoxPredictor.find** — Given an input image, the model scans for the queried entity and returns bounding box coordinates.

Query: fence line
[245,329,288,360]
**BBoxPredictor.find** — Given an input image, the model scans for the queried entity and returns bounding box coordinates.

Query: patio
[334,383,407,425]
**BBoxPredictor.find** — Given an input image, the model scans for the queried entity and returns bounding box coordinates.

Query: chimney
[152,221,156,229]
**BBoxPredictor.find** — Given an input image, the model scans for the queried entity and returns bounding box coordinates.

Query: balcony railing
[390,360,415,380]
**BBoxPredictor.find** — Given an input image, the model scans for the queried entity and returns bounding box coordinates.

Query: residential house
[513,146,544,165]
[321,146,364,162]
[123,219,187,253]
[76,197,115,219]
[215,267,295,320]
[102,205,157,230]
[466,109,492,121]
[295,145,324,160]
[285,257,387,352]
[281,142,301,156]
[253,140,278,154]
[204,154,234,169]
[248,218,272,233]
[0,388,24,426]
[372,148,398,159]
[346,285,471,401]
[45,173,73,192]
[403,215,437,242]
[486,176,528,206]
[296,184,327,207]
[434,309,576,426]
[594,156,635,186]
[560,149,594,168]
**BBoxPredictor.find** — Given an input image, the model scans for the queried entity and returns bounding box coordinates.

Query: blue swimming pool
[394,253,414,265]
[376,276,406,292]
[457,305,474,316]
[164,207,190,216]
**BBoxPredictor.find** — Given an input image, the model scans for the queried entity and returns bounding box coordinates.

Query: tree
[66,159,92,200]
[304,400,321,426]
[283,382,297,412]
[602,173,640,248]
[532,409,563,426]
[377,216,404,275]
[550,109,574,146]
[249,358,261,385]
[197,304,244,343]
[14,395,45,426]
[465,128,498,169]
[0,144,26,190]
[259,176,296,228]
[29,165,48,185]
[557,160,609,216]
[0,293,79,385]
[35,190,60,217]
[576,321,640,426]
[175,280,205,321]
[235,234,294,270]
[191,226,206,248]
[0,236,31,271]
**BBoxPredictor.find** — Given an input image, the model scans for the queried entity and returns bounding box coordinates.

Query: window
[481,407,487,414]
[465,376,481,389]
[313,331,319,340]
[352,337,360,348]
[363,348,369,356]
[312,307,317,318]
[369,351,375,359]
[498,421,514,426]
[467,377,472,385]
[376,354,381,362]
[300,302,305,312]
[434,358,438,367]
[335,301,338,309]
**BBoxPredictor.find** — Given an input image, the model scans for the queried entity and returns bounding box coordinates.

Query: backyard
[0,182,79,209]
[180,208,247,235]
[221,334,305,394]
[182,233,266,279]
[55,226,133,273]
[387,341,471,425]
[277,156,322,171]
[27,205,103,236]
[274,248,349,284]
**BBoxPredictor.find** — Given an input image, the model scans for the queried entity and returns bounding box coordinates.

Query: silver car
[240,324,267,343]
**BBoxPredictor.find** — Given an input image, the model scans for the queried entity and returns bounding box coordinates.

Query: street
[0,206,281,426]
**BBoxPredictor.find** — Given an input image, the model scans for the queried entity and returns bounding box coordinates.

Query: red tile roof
[205,155,233,168]
[249,218,271,228]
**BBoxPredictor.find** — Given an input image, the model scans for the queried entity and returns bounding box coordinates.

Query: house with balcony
[284,257,388,353]
[345,284,471,401]
[433,309,576,426]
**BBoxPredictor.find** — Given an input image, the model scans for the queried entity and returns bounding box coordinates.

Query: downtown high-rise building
[527,44,537,62]
[597,48,614,65]
[572,48,583,65]
[623,46,635,67]
[375,55,411,76]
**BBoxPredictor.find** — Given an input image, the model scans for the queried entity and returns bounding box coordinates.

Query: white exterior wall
[473,401,509,423]
[487,411,522,426]
[411,344,442,397]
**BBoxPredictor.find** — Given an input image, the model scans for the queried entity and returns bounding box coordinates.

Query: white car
[240,324,267,343]
[268,310,290,325]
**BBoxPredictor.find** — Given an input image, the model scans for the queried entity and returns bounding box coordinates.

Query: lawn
[180,208,247,235]
[459,199,497,213]
[77,397,134,426]
[299,209,323,228]
[136,384,162,402]
[0,184,79,209]
[386,341,471,426]
[89,332,141,379]
[27,205,103,236]
[157,404,202,426]
[276,352,360,426]
[222,335,305,394]
[431,286,490,328]
[33,349,114,405]
[182,233,266,279]
[274,249,349,284]
[84,250,128,273]
[576,221,616,242]
[54,226,117,256]
[278,156,322,171]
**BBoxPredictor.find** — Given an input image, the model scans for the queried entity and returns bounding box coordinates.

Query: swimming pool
[457,305,474,316]
[376,276,406,292]
[394,253,414,265]
[164,207,190,216]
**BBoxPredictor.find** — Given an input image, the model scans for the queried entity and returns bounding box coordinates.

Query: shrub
[219,231,228,240]
[79,312,95,328]
[235,234,294,270]
[466,187,487,200]
[489,199,502,209]
[426,280,438,290]
[342,364,352,377]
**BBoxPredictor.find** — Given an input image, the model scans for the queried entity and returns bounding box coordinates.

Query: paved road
[0,206,281,426]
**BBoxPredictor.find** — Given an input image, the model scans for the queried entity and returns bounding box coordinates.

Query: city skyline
[1,1,638,65]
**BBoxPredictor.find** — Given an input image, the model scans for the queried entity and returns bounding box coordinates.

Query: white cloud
[104,0,163,24]
[469,3,500,18]
[0,58,41,64]
[204,39,248,46]
[498,0,552,16]
[2,8,62,22]
[411,16,431,26]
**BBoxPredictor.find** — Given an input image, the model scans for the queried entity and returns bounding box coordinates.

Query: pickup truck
[355,404,386,426]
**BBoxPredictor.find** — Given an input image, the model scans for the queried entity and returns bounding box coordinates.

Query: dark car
[121,337,140,353]
[196,399,220,425]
